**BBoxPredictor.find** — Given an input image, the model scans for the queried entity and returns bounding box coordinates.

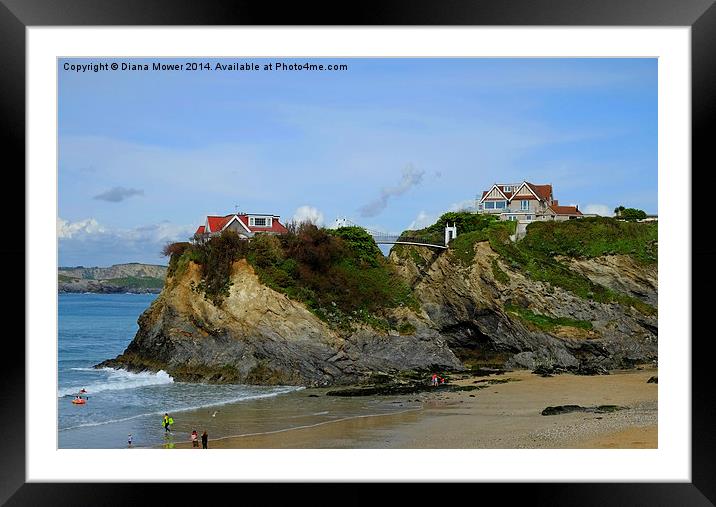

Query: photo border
[5,0,713,504]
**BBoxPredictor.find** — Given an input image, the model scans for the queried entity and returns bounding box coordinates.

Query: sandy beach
[166,366,657,449]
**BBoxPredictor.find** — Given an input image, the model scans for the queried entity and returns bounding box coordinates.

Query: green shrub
[491,258,510,284]
[329,226,383,267]
[241,222,417,330]
[397,322,417,335]
[620,208,648,221]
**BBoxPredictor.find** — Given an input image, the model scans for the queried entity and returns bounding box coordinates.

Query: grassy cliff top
[521,217,657,264]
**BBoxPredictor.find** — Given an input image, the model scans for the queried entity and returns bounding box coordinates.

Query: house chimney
[575,204,579,211]
[553,200,558,206]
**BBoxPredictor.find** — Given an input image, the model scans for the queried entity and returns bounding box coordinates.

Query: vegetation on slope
[396,212,657,316]
[164,224,416,331]
[505,304,593,332]
[520,217,657,263]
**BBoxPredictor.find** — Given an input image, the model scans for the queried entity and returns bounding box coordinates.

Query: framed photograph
[5,0,713,503]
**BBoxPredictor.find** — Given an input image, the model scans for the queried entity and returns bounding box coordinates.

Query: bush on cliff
[399,211,500,246]
[250,223,415,330]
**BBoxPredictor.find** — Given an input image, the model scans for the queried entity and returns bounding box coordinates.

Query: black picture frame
[3,0,712,504]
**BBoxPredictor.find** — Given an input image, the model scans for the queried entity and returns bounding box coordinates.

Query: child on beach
[431,373,438,386]
[127,434,132,447]
[201,430,208,449]
[191,430,199,447]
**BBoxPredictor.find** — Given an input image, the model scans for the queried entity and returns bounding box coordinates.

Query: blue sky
[58,58,657,267]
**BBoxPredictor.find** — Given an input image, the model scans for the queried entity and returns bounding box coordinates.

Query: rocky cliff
[99,259,461,385]
[389,242,657,373]
[100,231,657,385]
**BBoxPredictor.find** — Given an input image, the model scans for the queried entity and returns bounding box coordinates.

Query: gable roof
[195,225,205,235]
[205,215,234,233]
[525,182,553,202]
[479,184,508,203]
[507,181,553,203]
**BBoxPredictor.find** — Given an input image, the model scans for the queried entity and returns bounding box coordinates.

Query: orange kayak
[72,398,86,405]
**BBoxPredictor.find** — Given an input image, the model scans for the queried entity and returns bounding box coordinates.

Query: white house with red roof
[194,213,288,240]
[477,181,583,222]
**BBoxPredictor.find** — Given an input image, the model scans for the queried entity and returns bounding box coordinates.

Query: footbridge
[334,218,456,249]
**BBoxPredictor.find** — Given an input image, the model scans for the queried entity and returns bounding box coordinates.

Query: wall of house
[224,220,253,238]
[513,185,534,198]
[508,197,540,213]
[486,187,504,199]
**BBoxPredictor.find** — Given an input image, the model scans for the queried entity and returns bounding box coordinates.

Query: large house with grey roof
[477,181,583,222]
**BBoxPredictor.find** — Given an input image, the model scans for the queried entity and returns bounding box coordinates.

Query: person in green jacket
[163,413,173,433]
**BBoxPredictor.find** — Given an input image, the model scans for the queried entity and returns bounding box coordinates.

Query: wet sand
[168,366,657,449]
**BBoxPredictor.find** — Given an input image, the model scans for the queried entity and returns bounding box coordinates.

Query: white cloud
[582,204,613,216]
[292,205,325,226]
[57,217,104,239]
[58,217,196,265]
[408,211,435,230]
[448,199,477,212]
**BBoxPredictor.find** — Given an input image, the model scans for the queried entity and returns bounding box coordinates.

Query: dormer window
[503,186,512,192]
[249,216,272,227]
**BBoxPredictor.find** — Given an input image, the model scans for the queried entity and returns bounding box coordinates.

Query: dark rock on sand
[541,404,627,416]
[647,376,658,384]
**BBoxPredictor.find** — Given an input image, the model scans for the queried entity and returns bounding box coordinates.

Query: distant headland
[58,262,167,294]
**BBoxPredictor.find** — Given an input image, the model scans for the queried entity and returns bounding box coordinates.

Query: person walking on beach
[163,413,173,433]
[431,373,438,387]
[127,434,133,447]
[201,430,208,449]
[191,430,199,448]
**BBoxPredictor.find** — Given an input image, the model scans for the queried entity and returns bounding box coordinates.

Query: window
[495,201,506,209]
[526,215,532,221]
[249,216,272,227]
[520,200,529,210]
[503,186,512,192]
[485,202,495,209]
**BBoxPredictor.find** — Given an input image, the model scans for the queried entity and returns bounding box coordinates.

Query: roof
[524,182,553,201]
[206,215,234,233]
[550,205,583,216]
[195,225,205,235]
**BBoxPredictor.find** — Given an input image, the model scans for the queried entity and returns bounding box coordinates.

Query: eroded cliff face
[102,240,657,385]
[99,259,461,386]
[390,242,657,372]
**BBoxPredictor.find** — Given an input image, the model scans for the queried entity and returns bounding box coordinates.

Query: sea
[58,293,304,449]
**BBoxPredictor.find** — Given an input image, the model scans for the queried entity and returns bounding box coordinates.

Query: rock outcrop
[99,260,461,386]
[101,240,657,385]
